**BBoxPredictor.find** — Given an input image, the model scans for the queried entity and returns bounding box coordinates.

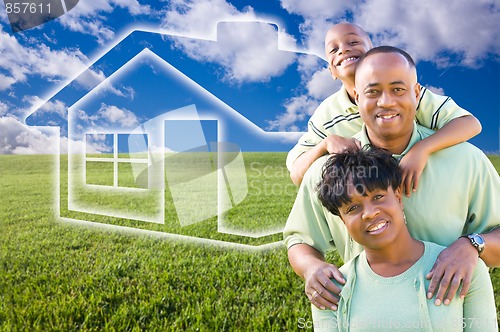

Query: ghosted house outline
[26,22,321,248]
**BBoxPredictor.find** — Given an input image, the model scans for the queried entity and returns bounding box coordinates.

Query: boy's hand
[323,135,361,155]
[304,261,345,311]
[399,143,429,196]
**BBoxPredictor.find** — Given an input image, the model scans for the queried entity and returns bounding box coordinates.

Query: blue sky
[0,0,499,154]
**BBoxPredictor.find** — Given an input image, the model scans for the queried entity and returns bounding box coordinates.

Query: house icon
[25,21,320,248]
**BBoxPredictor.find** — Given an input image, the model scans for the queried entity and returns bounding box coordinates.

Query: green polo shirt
[283,123,500,262]
[311,242,498,332]
[286,86,471,171]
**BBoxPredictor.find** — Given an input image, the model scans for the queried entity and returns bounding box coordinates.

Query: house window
[85,133,149,189]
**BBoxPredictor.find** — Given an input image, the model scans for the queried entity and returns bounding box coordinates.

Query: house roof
[25,21,321,150]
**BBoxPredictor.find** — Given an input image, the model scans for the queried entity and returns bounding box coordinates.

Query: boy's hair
[356,45,416,73]
[317,147,402,217]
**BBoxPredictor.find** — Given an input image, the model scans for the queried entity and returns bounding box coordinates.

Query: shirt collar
[355,122,423,159]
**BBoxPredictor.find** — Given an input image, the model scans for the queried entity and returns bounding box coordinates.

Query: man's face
[325,23,372,81]
[354,52,420,141]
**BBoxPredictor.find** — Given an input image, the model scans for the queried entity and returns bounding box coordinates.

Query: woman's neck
[365,238,424,277]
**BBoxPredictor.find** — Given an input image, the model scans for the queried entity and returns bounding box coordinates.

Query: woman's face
[339,184,405,249]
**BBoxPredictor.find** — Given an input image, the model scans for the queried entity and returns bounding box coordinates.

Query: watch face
[475,235,485,245]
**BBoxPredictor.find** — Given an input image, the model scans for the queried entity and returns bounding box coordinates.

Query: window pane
[86,134,114,158]
[118,162,148,189]
[118,134,148,159]
[86,161,114,186]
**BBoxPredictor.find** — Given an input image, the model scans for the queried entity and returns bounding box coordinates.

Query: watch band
[461,233,485,255]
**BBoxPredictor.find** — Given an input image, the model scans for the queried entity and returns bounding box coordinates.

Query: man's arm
[399,115,481,195]
[426,227,500,306]
[288,244,345,310]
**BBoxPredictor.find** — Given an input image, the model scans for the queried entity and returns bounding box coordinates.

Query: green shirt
[311,242,498,332]
[286,86,471,171]
[283,123,500,262]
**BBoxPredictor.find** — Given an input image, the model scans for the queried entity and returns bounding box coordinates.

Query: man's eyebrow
[363,81,406,89]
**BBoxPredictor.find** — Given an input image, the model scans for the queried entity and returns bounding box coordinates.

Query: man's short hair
[355,45,416,74]
[317,147,402,217]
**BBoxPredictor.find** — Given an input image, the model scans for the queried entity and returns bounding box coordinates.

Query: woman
[313,148,497,331]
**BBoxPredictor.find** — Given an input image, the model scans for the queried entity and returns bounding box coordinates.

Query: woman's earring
[403,212,407,224]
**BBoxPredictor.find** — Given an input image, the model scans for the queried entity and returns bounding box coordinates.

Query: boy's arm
[290,135,361,186]
[400,115,481,195]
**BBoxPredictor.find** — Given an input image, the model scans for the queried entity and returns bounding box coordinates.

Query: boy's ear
[327,65,338,80]
[354,89,360,105]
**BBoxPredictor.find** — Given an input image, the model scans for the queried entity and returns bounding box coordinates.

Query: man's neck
[365,128,414,155]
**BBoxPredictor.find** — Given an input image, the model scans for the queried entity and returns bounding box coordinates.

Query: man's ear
[414,83,421,99]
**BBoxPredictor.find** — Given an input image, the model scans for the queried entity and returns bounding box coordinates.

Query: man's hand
[323,135,361,155]
[303,261,346,311]
[399,142,429,197]
[426,237,479,305]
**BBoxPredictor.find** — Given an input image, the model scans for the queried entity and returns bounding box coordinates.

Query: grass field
[0,153,499,331]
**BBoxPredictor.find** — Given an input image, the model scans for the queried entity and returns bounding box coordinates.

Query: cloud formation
[162,0,298,84]
[0,116,59,154]
[59,0,153,44]
[0,25,105,91]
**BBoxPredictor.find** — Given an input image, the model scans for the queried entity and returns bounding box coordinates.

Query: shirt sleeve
[463,259,498,331]
[283,155,335,255]
[286,111,329,171]
[462,149,500,236]
[415,87,472,131]
[310,303,340,332]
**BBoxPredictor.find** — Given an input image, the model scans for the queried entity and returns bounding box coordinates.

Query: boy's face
[339,185,404,249]
[354,52,420,142]
[324,23,372,82]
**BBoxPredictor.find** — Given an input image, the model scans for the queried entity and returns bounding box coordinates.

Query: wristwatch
[462,233,485,255]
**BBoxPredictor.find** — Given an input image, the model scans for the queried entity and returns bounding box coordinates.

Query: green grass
[0,154,498,331]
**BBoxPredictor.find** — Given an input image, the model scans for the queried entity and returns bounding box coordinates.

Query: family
[283,23,500,331]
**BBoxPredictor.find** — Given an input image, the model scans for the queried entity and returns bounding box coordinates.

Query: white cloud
[266,95,320,131]
[0,101,8,116]
[280,0,359,19]
[23,96,68,120]
[97,104,140,128]
[355,0,500,66]
[162,0,297,84]
[59,0,152,44]
[0,116,59,154]
[306,68,342,100]
[0,25,105,90]
[280,0,499,68]
[0,73,16,90]
[425,85,445,95]
[0,116,105,154]
[162,0,256,39]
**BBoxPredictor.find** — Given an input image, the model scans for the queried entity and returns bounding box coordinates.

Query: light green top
[283,123,500,262]
[286,86,471,171]
[311,242,498,332]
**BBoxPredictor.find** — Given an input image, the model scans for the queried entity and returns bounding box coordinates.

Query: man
[283,46,500,311]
